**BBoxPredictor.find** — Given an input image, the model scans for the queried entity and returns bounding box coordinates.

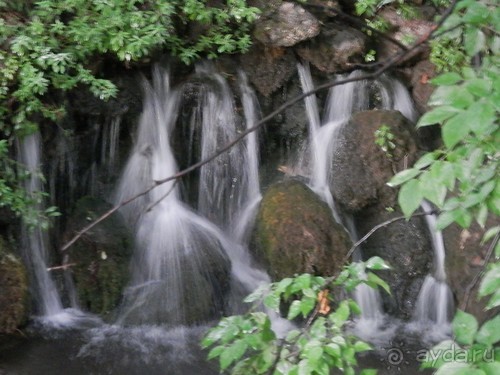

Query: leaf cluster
[202,257,390,375]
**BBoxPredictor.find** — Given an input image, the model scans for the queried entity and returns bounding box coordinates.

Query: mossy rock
[251,179,351,280]
[64,197,133,316]
[0,237,29,333]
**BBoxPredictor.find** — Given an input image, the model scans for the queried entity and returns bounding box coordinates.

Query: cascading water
[296,65,424,338]
[413,201,454,341]
[114,67,276,327]
[232,71,263,242]
[184,64,248,229]
[17,132,64,318]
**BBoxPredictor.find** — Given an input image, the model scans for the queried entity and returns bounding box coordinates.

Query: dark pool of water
[0,327,433,375]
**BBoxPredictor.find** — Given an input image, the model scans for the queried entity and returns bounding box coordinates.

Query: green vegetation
[387,0,499,373]
[0,0,259,224]
[202,257,390,374]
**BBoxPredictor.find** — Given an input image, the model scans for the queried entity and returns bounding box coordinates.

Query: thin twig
[47,263,77,271]
[461,232,499,311]
[341,210,439,265]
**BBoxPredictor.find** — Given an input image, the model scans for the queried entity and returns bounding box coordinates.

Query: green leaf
[481,362,500,375]
[431,72,463,86]
[442,115,470,148]
[300,297,316,317]
[354,341,372,352]
[287,300,302,320]
[304,340,324,365]
[479,267,500,296]
[414,152,438,169]
[452,310,478,346]
[476,315,500,346]
[360,370,378,375]
[465,78,492,97]
[467,101,496,136]
[365,256,391,270]
[387,168,421,187]
[398,179,423,218]
[418,106,460,127]
[464,28,486,57]
[329,301,350,327]
[435,363,479,375]
[366,272,391,295]
[324,343,341,358]
[207,345,224,360]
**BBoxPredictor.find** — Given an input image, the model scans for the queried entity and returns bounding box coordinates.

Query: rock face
[241,45,297,96]
[411,60,437,113]
[0,238,29,333]
[251,179,351,280]
[253,2,320,47]
[377,7,435,64]
[296,25,367,73]
[443,219,500,324]
[355,208,433,320]
[331,110,420,212]
[64,197,133,316]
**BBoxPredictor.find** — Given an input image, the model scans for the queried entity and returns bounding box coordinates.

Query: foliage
[374,124,396,158]
[388,0,499,373]
[202,257,390,374]
[0,0,259,224]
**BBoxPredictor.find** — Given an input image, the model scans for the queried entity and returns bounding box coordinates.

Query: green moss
[66,197,132,316]
[252,180,351,280]
[0,237,29,333]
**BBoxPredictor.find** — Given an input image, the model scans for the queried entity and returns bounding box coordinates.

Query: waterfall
[114,67,276,327]
[184,64,248,229]
[295,65,425,338]
[232,71,262,243]
[17,132,64,317]
[413,201,453,340]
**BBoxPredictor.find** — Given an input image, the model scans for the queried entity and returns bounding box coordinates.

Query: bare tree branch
[60,0,458,252]
[461,232,499,311]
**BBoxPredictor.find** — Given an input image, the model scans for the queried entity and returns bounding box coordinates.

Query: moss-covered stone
[0,237,29,333]
[251,179,351,280]
[64,197,133,316]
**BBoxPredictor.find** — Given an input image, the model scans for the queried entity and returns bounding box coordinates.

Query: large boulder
[253,2,320,47]
[330,110,420,212]
[251,179,351,280]
[411,60,437,114]
[0,237,29,333]
[296,24,367,73]
[354,207,433,320]
[64,197,133,316]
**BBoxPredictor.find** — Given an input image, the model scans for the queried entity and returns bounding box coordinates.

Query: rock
[253,2,320,47]
[296,25,367,73]
[331,110,420,212]
[0,237,29,333]
[251,179,351,280]
[377,7,435,65]
[64,197,133,316]
[241,44,297,96]
[354,208,433,320]
[443,219,500,324]
[411,60,437,113]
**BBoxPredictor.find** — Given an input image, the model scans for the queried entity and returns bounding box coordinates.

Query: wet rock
[241,44,297,96]
[296,25,367,73]
[253,2,320,47]
[0,237,29,333]
[251,179,351,280]
[331,110,420,212]
[411,60,437,113]
[64,197,133,316]
[354,208,433,320]
[377,7,435,65]
[443,219,500,324]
